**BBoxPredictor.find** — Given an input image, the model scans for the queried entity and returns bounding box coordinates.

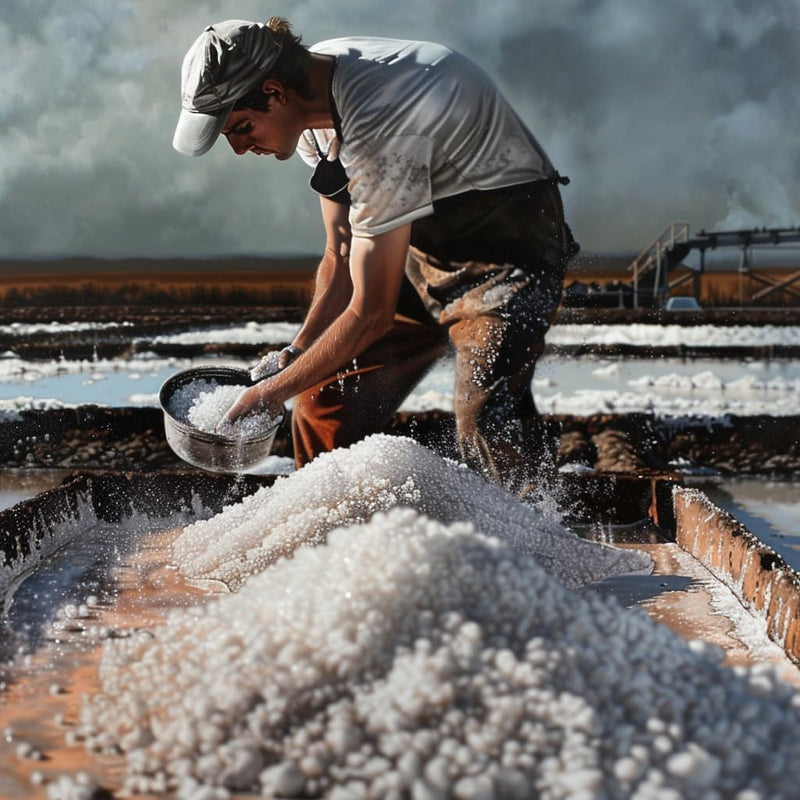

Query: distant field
[0,257,317,307]
[0,255,798,308]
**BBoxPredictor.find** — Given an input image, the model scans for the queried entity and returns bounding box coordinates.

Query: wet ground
[1,516,797,800]
[1,301,799,796]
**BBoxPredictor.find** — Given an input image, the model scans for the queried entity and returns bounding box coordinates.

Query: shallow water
[0,523,215,800]
[698,477,800,571]
[0,359,199,407]
[3,354,799,417]
[0,472,71,512]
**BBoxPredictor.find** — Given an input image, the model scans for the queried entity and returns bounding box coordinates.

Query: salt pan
[79,498,800,798]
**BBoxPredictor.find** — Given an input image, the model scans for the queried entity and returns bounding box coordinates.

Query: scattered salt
[45,772,102,800]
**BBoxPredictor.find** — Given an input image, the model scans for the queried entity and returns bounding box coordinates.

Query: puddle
[0,523,220,799]
[699,477,800,570]
[3,353,800,417]
[0,472,71,512]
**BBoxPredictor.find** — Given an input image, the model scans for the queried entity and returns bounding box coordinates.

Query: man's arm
[224,219,412,422]
[291,197,353,354]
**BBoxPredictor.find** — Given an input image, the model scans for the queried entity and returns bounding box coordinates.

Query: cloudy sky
[1,0,798,259]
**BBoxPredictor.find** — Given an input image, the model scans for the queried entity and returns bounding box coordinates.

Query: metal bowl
[159,366,284,474]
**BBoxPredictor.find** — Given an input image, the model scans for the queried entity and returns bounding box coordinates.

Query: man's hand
[219,221,411,436]
[250,345,304,381]
[216,381,284,432]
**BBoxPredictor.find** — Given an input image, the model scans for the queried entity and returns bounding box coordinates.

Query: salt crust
[0,353,186,382]
[549,323,800,348]
[0,493,99,601]
[153,321,301,346]
[0,494,214,607]
[150,321,800,349]
[169,434,650,590]
[81,493,800,798]
[0,321,133,335]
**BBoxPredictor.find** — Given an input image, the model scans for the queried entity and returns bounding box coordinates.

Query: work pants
[292,179,571,493]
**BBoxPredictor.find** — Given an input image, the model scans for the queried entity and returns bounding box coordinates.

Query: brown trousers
[292,179,572,492]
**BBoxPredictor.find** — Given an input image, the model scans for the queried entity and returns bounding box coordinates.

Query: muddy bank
[1,407,797,477]
[1,304,797,361]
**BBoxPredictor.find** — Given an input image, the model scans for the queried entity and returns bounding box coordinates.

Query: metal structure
[629,224,800,308]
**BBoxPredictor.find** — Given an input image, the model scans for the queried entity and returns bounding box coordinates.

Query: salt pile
[170,435,649,590]
[80,506,800,798]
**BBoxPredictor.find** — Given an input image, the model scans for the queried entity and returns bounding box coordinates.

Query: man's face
[222,100,300,161]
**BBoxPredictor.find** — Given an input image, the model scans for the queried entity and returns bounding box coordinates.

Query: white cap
[173,20,283,156]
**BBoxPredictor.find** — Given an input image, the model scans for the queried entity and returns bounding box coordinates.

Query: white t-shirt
[296,37,555,238]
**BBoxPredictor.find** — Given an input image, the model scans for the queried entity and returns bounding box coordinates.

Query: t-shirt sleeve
[296,129,340,169]
[295,132,320,169]
[345,135,435,237]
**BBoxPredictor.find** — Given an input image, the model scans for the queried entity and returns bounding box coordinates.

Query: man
[173,17,577,493]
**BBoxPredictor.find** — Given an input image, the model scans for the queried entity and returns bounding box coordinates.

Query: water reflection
[699,477,800,571]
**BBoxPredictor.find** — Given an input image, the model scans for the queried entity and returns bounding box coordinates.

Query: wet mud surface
[1,406,797,477]
[2,305,799,361]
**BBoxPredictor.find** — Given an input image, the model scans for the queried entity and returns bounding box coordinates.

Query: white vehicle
[664,296,701,311]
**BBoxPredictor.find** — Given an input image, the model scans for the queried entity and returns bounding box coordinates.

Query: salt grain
[168,379,277,438]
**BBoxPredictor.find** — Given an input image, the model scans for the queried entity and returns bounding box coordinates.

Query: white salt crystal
[186,385,242,433]
[666,745,720,786]
[260,762,305,796]
[169,379,277,438]
[250,350,283,381]
[167,379,217,423]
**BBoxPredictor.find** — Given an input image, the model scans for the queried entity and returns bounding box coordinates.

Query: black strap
[307,131,350,203]
[309,130,326,159]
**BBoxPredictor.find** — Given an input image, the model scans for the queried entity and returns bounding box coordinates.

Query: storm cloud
[1,0,797,258]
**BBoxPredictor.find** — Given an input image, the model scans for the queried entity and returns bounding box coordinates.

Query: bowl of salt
[159,366,284,474]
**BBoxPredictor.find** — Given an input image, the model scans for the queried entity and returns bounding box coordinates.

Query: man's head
[172,17,309,157]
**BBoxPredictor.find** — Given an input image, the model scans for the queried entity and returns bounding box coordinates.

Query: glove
[249,345,303,382]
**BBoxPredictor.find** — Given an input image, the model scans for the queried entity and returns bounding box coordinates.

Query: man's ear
[261,79,287,103]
